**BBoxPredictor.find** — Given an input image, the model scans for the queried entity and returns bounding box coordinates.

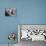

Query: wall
[0,0,46,44]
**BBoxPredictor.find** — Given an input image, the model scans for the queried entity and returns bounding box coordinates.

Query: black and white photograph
[18,25,46,46]
[5,8,16,16]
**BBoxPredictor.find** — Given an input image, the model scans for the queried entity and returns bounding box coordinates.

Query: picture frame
[5,8,16,16]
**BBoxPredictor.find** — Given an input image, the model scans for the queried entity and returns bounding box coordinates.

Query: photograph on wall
[18,24,46,41]
[18,24,46,46]
[7,32,18,46]
[5,8,16,16]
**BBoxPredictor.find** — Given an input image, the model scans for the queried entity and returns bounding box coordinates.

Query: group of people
[5,8,16,16]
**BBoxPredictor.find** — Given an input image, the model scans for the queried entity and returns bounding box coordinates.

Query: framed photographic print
[18,24,46,41]
[5,8,16,16]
